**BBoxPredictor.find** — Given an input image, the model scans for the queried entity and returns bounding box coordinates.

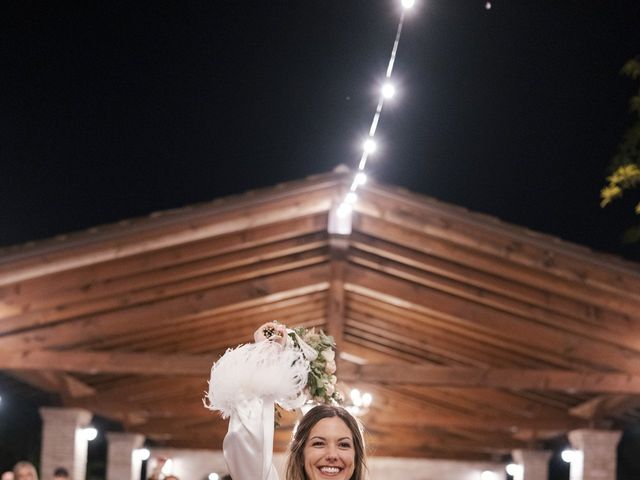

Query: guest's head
[53,467,69,479]
[1,471,15,480]
[285,404,366,480]
[12,462,38,480]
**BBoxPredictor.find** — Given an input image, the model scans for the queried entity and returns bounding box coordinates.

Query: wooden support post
[326,235,348,348]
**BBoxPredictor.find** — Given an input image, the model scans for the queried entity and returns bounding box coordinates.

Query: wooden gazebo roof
[1,168,640,460]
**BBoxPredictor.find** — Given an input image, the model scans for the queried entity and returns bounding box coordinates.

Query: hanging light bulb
[401,0,416,9]
[354,172,367,186]
[363,138,377,154]
[381,82,396,99]
[485,1,492,9]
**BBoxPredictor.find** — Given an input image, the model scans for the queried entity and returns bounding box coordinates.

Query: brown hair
[285,405,366,480]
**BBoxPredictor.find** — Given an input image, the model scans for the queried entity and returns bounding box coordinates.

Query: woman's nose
[325,444,338,460]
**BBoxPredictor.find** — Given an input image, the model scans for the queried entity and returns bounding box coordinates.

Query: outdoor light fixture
[363,138,377,154]
[381,83,396,99]
[346,388,373,416]
[561,449,582,463]
[506,463,523,479]
[354,172,367,186]
[480,471,498,480]
[345,192,358,204]
[336,202,352,218]
[133,448,151,462]
[81,427,98,441]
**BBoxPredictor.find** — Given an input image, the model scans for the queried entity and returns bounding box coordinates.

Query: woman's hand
[254,321,287,345]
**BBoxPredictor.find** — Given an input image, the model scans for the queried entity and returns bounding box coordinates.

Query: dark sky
[2,1,640,262]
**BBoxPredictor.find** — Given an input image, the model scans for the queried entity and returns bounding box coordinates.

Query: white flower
[325,383,335,396]
[329,375,337,384]
[321,349,335,362]
[325,360,336,374]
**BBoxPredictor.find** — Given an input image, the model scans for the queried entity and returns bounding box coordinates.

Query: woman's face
[303,416,356,480]
[14,468,35,480]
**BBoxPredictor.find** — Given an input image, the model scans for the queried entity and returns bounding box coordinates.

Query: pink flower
[253,321,287,346]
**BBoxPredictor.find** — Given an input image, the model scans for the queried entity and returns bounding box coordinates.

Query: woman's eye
[312,441,325,447]
[339,442,352,449]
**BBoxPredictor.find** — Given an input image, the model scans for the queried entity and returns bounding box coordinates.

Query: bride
[206,322,367,480]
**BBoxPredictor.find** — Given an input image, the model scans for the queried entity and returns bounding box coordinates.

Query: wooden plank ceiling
[1,169,640,461]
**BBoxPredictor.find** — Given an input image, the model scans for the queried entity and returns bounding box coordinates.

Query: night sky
[2,1,640,262]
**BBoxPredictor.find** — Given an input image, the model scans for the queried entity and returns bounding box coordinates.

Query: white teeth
[320,467,340,474]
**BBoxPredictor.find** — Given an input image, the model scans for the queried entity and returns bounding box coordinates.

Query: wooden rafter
[339,362,640,394]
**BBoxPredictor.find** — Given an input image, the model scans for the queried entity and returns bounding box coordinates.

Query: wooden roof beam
[0,173,344,286]
[0,264,330,350]
[325,235,348,347]
[339,362,640,394]
[0,349,216,376]
[344,266,640,375]
[8,370,95,398]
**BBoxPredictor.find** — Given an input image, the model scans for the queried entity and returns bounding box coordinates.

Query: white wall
[149,448,505,480]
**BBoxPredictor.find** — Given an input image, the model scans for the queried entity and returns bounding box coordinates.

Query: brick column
[512,449,552,480]
[106,432,145,480]
[568,429,622,480]
[39,407,92,480]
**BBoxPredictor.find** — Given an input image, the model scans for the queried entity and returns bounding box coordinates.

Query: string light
[381,82,396,99]
[337,1,413,218]
[485,1,492,10]
[362,138,377,154]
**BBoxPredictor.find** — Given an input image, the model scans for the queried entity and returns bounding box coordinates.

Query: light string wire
[339,1,414,215]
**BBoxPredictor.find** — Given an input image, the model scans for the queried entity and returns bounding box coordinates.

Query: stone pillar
[106,432,145,480]
[568,429,622,480]
[512,449,552,480]
[39,407,92,480]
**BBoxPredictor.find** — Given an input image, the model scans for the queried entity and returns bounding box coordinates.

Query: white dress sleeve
[223,398,280,480]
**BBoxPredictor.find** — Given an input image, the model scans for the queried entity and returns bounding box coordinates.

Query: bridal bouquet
[258,322,342,406]
[205,321,341,418]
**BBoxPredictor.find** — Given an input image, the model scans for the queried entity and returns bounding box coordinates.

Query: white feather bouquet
[204,322,341,418]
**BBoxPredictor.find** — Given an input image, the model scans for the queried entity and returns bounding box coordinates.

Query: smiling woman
[288,407,365,480]
[205,323,367,480]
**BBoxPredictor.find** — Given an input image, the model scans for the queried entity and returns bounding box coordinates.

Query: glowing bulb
[354,172,367,186]
[480,471,498,480]
[350,389,362,407]
[336,202,352,218]
[361,392,372,407]
[208,474,219,480]
[506,464,522,476]
[81,427,98,441]
[345,192,358,204]
[381,83,396,99]
[363,138,376,154]
[401,0,415,9]
[133,448,150,462]
[561,449,581,463]
[485,1,492,9]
